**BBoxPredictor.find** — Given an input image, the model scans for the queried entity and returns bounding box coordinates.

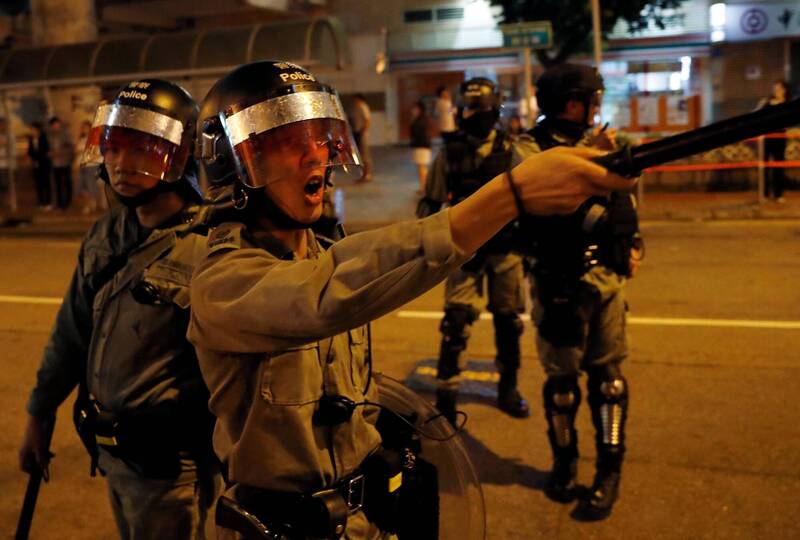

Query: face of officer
[103,144,161,197]
[561,92,602,128]
[258,128,330,225]
[99,126,188,197]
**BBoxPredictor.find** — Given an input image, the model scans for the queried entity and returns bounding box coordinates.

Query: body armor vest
[445,130,511,203]
[445,130,516,255]
[524,124,639,278]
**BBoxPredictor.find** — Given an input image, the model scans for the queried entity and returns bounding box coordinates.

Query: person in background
[48,116,75,210]
[508,114,524,140]
[410,100,432,195]
[0,117,12,212]
[27,121,52,211]
[418,78,530,425]
[350,93,373,183]
[514,63,642,521]
[757,80,791,202]
[73,119,100,214]
[435,85,457,143]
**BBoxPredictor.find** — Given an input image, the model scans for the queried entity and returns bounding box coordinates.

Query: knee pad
[543,375,581,448]
[438,307,476,380]
[543,375,581,414]
[492,312,524,338]
[493,312,523,370]
[439,307,475,344]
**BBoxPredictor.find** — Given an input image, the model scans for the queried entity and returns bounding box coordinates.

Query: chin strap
[543,117,587,144]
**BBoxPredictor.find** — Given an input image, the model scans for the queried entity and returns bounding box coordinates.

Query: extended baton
[593,98,800,176]
[16,416,55,540]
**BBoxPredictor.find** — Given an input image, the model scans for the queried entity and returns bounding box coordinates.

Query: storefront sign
[500,21,552,49]
[721,3,800,41]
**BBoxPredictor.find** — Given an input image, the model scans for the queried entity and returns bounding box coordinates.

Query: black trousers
[33,164,51,206]
[54,166,72,209]
[764,138,786,199]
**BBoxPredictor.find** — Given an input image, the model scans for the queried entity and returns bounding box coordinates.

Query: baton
[16,416,55,540]
[593,98,800,176]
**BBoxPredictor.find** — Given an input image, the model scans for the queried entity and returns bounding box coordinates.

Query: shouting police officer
[19,80,220,538]
[514,63,643,520]
[417,77,529,425]
[187,60,633,539]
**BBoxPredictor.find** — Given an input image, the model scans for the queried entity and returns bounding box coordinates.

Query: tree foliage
[490,0,687,66]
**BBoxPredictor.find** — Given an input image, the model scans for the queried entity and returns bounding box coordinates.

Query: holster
[75,396,213,479]
[534,270,586,348]
[223,447,413,540]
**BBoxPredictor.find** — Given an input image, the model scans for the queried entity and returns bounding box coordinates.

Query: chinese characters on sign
[724,4,800,41]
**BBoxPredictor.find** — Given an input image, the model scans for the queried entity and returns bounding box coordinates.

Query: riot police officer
[19,80,220,538]
[514,63,642,520]
[186,60,633,539]
[417,77,529,425]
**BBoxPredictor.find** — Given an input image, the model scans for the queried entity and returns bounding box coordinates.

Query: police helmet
[83,79,199,189]
[197,61,363,189]
[459,77,502,112]
[458,77,502,139]
[536,63,605,119]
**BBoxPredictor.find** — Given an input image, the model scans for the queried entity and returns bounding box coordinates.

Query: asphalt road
[0,220,799,539]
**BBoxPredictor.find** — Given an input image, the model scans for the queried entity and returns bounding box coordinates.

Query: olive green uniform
[513,125,637,515]
[187,211,469,539]
[512,135,629,373]
[420,130,527,419]
[27,206,220,540]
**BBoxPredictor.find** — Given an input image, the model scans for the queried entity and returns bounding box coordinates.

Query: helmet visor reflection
[231,118,363,188]
[81,103,187,181]
[83,125,183,182]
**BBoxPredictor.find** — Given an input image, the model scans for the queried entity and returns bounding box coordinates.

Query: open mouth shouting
[303,173,325,205]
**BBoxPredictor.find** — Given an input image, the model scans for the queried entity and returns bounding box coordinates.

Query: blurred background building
[0,0,797,158]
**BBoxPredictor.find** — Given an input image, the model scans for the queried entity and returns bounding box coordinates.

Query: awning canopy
[0,16,350,90]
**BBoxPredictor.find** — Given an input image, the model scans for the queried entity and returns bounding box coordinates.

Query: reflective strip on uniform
[225,90,348,146]
[93,104,184,146]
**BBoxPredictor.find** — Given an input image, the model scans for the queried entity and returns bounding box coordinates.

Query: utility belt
[217,447,408,540]
[75,395,212,479]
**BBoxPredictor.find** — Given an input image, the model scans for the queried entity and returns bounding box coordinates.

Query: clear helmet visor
[81,103,187,182]
[223,89,363,188]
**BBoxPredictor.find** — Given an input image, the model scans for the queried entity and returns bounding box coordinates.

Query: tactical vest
[445,130,517,255]
[445,130,511,203]
[524,125,639,278]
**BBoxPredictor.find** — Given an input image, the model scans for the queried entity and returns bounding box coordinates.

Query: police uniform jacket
[27,205,210,421]
[187,210,469,492]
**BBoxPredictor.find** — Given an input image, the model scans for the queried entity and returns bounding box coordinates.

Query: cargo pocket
[260,343,324,405]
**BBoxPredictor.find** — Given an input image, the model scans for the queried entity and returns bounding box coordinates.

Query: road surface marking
[397,310,800,330]
[0,295,62,305]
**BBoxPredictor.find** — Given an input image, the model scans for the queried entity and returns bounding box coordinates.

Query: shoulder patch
[208,224,243,254]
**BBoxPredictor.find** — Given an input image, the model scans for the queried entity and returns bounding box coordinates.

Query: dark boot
[544,448,578,503]
[493,313,528,418]
[497,370,530,418]
[435,387,459,427]
[575,451,622,520]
